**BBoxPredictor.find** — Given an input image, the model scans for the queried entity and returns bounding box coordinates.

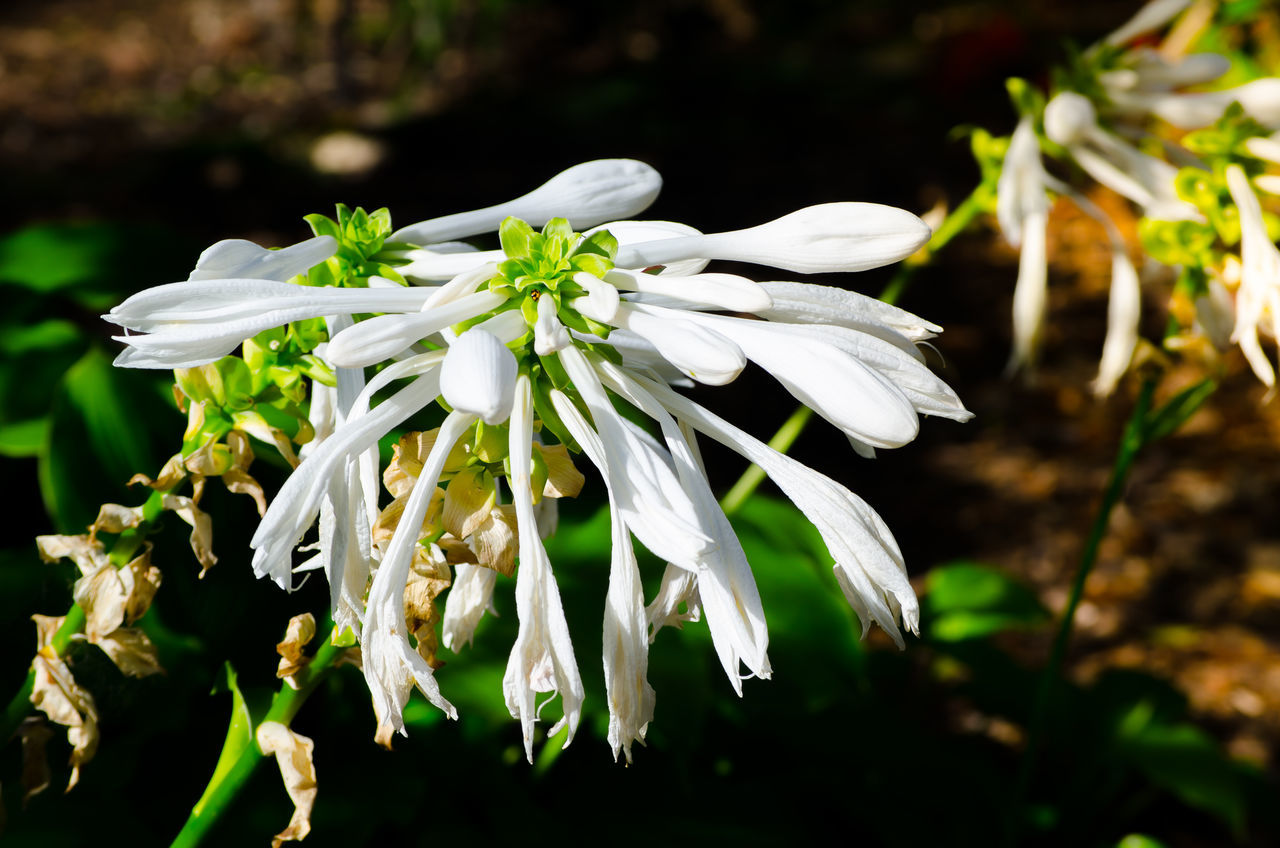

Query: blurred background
[2,0,1280,845]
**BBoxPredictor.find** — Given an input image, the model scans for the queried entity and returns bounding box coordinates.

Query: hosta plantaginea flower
[106,162,971,762]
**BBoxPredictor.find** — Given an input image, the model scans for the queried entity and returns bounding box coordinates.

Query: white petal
[188,236,337,282]
[645,563,701,640]
[570,272,621,322]
[533,294,572,355]
[1008,210,1049,372]
[587,220,709,276]
[325,290,505,368]
[603,304,745,386]
[1093,250,1142,396]
[362,411,474,741]
[614,203,931,274]
[502,375,584,762]
[250,371,442,588]
[997,117,1050,247]
[440,328,518,424]
[606,268,772,313]
[398,249,504,281]
[1115,78,1280,130]
[756,280,940,341]
[442,564,498,651]
[392,159,662,244]
[1104,0,1192,46]
[601,365,917,645]
[555,347,712,562]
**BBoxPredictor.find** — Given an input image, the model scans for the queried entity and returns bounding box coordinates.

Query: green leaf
[0,224,122,292]
[39,346,170,529]
[923,561,1049,641]
[193,662,255,817]
[1118,715,1254,834]
[0,417,49,457]
[0,319,82,355]
[1142,379,1216,445]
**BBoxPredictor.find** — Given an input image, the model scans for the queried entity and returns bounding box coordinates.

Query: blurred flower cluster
[104,158,970,762]
[984,0,1280,395]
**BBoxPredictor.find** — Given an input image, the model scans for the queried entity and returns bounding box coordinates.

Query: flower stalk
[171,625,353,848]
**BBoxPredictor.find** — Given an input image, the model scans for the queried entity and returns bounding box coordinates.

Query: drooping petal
[502,375,585,762]
[533,294,572,355]
[440,329,518,425]
[598,303,746,386]
[1093,249,1142,396]
[1103,0,1193,47]
[363,410,474,745]
[756,280,940,342]
[325,290,505,368]
[442,563,499,651]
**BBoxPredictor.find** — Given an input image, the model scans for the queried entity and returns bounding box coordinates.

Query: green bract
[304,204,406,288]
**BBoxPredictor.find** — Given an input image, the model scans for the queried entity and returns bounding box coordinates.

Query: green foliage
[923,561,1049,641]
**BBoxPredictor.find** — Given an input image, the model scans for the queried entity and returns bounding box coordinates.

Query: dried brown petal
[129,453,187,492]
[72,566,127,643]
[161,494,217,576]
[120,549,162,625]
[383,430,437,497]
[95,628,163,678]
[88,504,143,542]
[472,505,518,577]
[276,614,317,689]
[255,722,317,847]
[404,547,452,669]
[34,535,108,576]
[29,641,98,792]
[183,437,234,477]
[443,466,495,541]
[535,442,586,499]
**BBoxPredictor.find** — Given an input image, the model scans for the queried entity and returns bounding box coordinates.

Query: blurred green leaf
[924,561,1049,641]
[1118,714,1254,834]
[0,417,49,457]
[1115,837,1168,848]
[0,319,82,355]
[38,346,170,529]
[0,225,123,292]
[1142,379,1216,445]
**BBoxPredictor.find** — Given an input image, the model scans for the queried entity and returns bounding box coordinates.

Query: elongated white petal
[547,388,655,761]
[602,304,745,386]
[1103,0,1192,46]
[533,294,572,355]
[188,236,337,282]
[1226,164,1280,386]
[440,329,518,424]
[1093,250,1142,396]
[997,117,1050,248]
[326,290,505,368]
[556,346,712,562]
[588,220,709,276]
[1101,50,1229,93]
[606,268,772,313]
[398,249,504,281]
[1113,78,1280,130]
[659,309,920,448]
[615,203,930,274]
[392,159,662,244]
[1008,210,1049,372]
[250,371,442,587]
[757,280,940,342]
[503,375,584,762]
[363,410,474,742]
[442,564,498,651]
[645,563,701,640]
[601,365,917,645]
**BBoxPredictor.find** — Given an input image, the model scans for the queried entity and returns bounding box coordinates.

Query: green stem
[879,185,990,305]
[720,406,813,517]
[170,630,351,848]
[1008,377,1157,843]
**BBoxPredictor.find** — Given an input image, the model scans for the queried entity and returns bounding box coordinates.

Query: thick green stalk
[170,630,350,848]
[1008,377,1157,843]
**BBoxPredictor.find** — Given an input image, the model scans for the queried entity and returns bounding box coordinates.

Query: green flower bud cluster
[304,204,407,288]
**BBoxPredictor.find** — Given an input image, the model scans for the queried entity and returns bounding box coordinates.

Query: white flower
[107,168,970,757]
[1044,91,1199,221]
